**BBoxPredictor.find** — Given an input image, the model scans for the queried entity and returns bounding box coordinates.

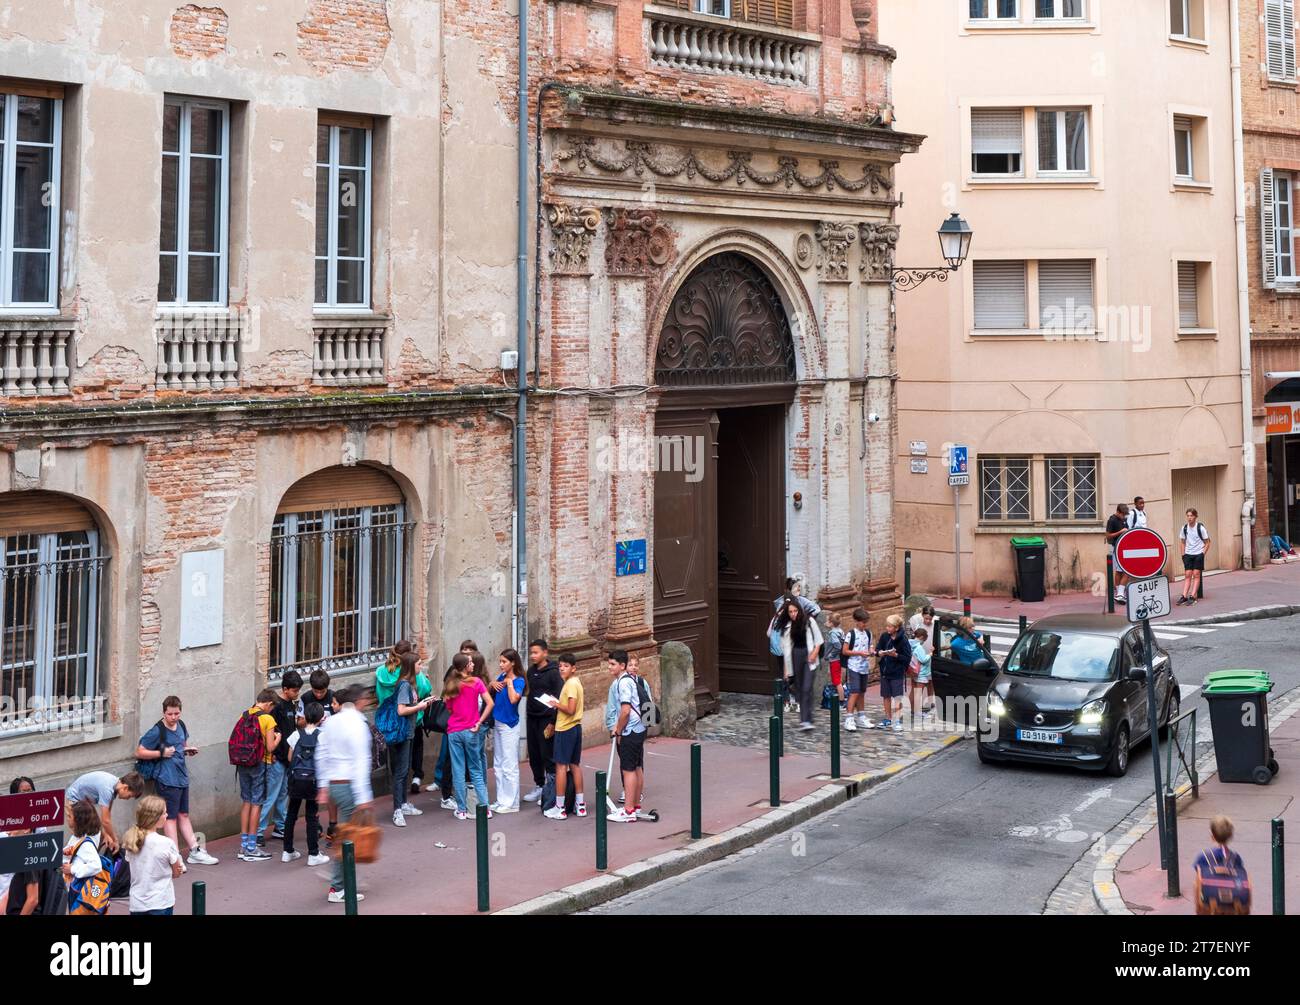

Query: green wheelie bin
[1202,670,1279,785]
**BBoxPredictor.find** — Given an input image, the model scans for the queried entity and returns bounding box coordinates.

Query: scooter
[604,741,660,822]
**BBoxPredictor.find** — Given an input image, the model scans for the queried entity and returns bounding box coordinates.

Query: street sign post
[0,831,62,874]
[947,445,969,486]
[0,788,64,831]
[948,445,969,597]
[1113,528,1168,581]
[1125,576,1172,623]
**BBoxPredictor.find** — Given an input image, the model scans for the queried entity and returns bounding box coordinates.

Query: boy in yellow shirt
[546,653,586,820]
[235,689,281,861]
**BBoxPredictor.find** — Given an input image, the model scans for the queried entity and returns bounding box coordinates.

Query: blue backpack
[375,694,407,745]
[768,615,784,657]
[68,840,121,916]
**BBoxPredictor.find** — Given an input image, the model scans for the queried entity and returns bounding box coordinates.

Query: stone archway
[651,252,799,711]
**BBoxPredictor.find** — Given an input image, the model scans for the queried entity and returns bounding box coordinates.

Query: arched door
[652,253,797,712]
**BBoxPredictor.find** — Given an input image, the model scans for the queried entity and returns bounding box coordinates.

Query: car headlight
[1079,698,1106,725]
[986,693,1006,717]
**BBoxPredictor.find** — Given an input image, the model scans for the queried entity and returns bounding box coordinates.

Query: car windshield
[1003,631,1118,682]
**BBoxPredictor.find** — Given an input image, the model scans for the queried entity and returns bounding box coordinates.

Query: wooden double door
[652,398,789,714]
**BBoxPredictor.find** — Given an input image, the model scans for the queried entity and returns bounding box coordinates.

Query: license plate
[1016,729,1063,745]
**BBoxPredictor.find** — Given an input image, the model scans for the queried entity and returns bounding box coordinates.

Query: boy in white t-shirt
[841,608,874,732]
[1177,507,1210,606]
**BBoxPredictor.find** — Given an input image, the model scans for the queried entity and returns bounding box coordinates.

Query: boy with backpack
[1193,815,1251,915]
[229,689,280,862]
[607,650,648,823]
[1177,508,1211,607]
[283,702,329,866]
[258,671,302,848]
[841,608,874,732]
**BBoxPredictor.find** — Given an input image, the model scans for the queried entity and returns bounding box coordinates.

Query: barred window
[1047,456,1098,521]
[979,456,1031,521]
[269,504,407,679]
[1,518,106,738]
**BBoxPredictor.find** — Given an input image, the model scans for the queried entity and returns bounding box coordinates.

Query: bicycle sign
[1125,576,1171,624]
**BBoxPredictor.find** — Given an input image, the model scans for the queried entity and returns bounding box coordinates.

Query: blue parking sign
[949,445,969,486]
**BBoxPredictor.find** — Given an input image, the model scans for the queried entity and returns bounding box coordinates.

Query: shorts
[829,660,842,687]
[847,670,870,694]
[880,675,906,699]
[156,782,189,820]
[617,729,646,773]
[553,725,583,766]
[1182,553,1205,571]
[236,763,268,804]
[913,669,932,686]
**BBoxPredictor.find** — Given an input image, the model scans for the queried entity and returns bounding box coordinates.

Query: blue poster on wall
[616,539,647,576]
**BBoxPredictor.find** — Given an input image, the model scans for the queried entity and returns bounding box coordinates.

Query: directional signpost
[0,788,63,831]
[949,444,969,598]
[0,830,62,875]
[0,788,65,879]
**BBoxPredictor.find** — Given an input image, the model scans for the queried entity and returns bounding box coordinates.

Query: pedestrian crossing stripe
[970,618,1226,658]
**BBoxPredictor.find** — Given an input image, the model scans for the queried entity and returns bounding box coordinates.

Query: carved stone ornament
[557,137,893,195]
[605,208,675,277]
[858,222,900,282]
[546,204,601,274]
[814,221,858,282]
[794,233,814,271]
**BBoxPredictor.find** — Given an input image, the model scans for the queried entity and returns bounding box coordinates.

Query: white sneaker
[440,797,457,810]
[393,809,406,827]
[282,850,301,863]
[857,713,871,728]
[187,848,219,865]
[492,804,519,814]
[328,888,364,903]
[799,721,815,731]
[399,802,423,817]
[307,853,330,867]
[893,720,905,732]
[607,809,636,823]
[523,786,544,803]
[424,782,441,792]
[544,806,567,820]
[843,717,857,732]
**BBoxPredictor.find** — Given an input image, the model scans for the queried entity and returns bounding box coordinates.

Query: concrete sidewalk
[1104,693,1300,915]
[931,559,1300,626]
[167,731,960,915]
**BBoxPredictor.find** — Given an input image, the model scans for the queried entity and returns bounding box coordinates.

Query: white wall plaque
[180,549,224,650]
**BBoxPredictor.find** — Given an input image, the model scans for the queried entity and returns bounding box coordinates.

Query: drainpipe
[1229,0,1258,569]
[515,0,530,647]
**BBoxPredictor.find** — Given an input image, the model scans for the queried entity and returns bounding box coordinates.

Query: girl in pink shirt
[443,659,493,819]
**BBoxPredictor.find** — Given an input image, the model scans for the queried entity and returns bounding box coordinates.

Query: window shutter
[1287,0,1298,79]
[972,109,1024,155]
[1262,167,1278,289]
[0,492,95,535]
[1038,259,1095,328]
[278,465,404,514]
[1267,0,1290,79]
[973,261,1028,329]
[1177,262,1200,328]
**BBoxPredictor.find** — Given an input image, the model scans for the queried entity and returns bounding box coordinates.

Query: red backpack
[227,708,266,767]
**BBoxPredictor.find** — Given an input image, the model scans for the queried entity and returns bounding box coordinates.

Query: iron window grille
[1047,456,1098,521]
[979,456,1031,521]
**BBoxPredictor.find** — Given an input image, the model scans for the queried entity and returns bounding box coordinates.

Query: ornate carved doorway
[651,253,797,713]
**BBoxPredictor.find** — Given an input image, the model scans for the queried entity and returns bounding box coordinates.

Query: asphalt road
[593,614,1300,915]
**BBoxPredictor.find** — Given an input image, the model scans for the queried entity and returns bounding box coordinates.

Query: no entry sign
[0,788,64,831]
[1114,528,1168,580]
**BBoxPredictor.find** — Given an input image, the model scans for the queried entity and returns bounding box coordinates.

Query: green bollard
[830,693,841,780]
[342,840,358,916]
[1018,614,1027,637]
[904,550,912,599]
[690,743,702,839]
[191,880,205,917]
[476,804,490,912]
[1274,818,1286,916]
[596,770,608,871]
[769,715,781,807]
[1164,791,1180,899]
[772,678,784,757]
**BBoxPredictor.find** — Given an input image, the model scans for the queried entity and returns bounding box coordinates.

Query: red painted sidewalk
[170,737,863,915]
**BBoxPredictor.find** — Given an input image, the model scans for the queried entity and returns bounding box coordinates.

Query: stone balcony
[645,5,817,86]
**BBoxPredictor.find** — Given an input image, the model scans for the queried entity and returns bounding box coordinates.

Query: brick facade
[169,5,230,59]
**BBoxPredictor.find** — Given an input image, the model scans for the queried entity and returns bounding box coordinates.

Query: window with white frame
[1266,0,1297,82]
[1170,0,1206,41]
[1173,116,1196,181]
[979,456,1031,522]
[969,0,1019,18]
[971,109,1024,176]
[0,91,62,309]
[1037,108,1089,173]
[269,504,407,679]
[1035,0,1085,18]
[693,0,731,15]
[1176,260,1213,331]
[1046,456,1098,521]
[315,120,372,309]
[973,260,1028,329]
[159,97,229,306]
[1261,167,1298,286]
[1038,259,1095,330]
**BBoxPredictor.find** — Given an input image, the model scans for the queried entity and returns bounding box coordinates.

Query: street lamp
[893,213,974,291]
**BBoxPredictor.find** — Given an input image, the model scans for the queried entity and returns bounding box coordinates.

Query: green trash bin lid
[1202,669,1273,694]
[1011,536,1046,548]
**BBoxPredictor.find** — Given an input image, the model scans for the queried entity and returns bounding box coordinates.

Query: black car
[974,614,1178,777]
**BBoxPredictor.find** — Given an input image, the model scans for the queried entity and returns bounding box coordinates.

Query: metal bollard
[1105,553,1115,614]
[1274,818,1286,916]
[769,715,781,807]
[192,880,206,917]
[1164,791,1180,898]
[963,597,972,619]
[830,694,841,780]
[476,804,490,912]
[596,770,609,870]
[904,550,912,598]
[690,744,703,840]
[342,840,359,916]
[772,678,784,757]
[1018,614,1027,638]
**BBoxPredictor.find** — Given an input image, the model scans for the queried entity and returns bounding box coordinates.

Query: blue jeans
[328,781,357,893]
[388,737,412,812]
[448,730,489,812]
[260,760,288,832]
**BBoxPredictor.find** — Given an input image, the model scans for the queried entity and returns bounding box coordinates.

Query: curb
[1090,687,1300,916]
[937,604,1300,629]
[493,732,966,915]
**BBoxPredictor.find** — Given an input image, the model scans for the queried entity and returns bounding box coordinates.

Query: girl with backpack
[121,796,183,916]
[1194,815,1251,915]
[63,799,110,915]
[283,701,330,866]
[443,655,494,821]
[381,651,434,828]
[1177,508,1211,607]
[777,595,823,731]
[489,648,527,813]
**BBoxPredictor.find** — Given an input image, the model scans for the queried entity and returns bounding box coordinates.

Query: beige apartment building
[880,0,1249,598]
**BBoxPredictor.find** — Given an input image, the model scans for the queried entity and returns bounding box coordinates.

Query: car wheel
[1105,724,1130,778]
[1159,687,1180,739]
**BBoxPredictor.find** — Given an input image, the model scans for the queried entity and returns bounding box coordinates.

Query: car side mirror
[973,658,994,673]
[1127,666,1147,682]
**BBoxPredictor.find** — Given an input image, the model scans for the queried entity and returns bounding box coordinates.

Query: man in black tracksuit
[523,639,562,802]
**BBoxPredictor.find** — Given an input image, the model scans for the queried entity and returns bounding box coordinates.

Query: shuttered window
[1266,0,1297,82]
[973,261,1028,329]
[1264,167,1297,286]
[675,0,794,28]
[1038,260,1095,329]
[972,109,1024,175]
[1177,262,1201,328]
[276,465,403,514]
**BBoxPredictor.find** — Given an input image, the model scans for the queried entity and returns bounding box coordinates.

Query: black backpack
[290,729,319,784]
